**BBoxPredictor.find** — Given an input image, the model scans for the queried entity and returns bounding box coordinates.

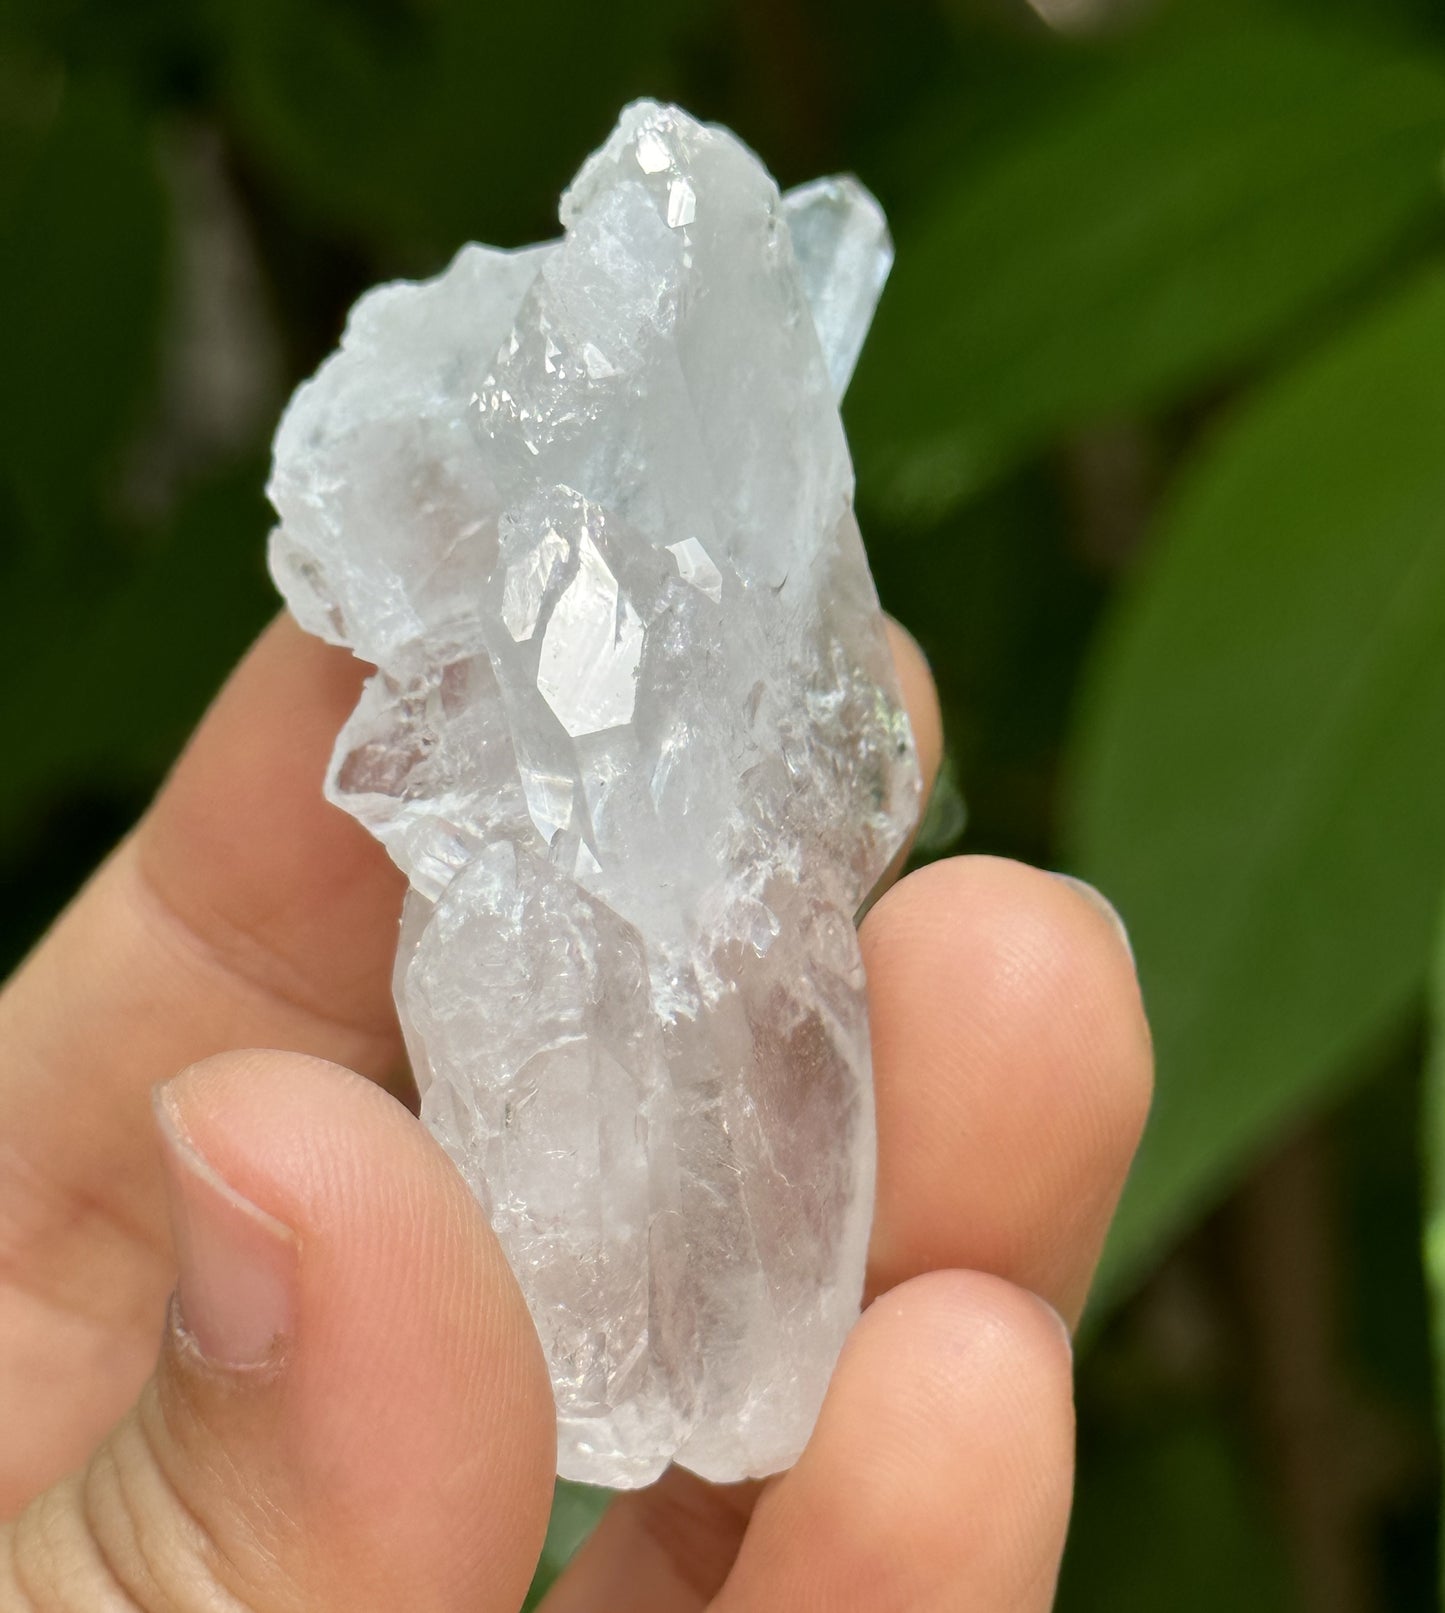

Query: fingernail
[154,1084,298,1369]
[1052,872,1134,965]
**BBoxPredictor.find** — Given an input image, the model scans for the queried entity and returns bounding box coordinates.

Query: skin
[0,615,1151,1611]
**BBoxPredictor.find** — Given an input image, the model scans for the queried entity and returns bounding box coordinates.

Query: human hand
[0,615,1150,1610]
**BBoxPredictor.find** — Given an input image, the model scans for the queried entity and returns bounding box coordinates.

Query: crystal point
[267,101,920,1487]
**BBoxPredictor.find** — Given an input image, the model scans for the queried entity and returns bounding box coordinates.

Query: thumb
[1,1051,556,1613]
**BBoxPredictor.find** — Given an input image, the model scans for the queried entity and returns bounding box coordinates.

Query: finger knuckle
[5,1398,267,1613]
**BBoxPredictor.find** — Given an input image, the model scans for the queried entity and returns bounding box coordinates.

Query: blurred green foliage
[5,0,1445,1605]
[1079,266,1445,1310]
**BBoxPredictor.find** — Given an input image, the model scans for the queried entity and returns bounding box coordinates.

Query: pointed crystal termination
[266,102,921,1488]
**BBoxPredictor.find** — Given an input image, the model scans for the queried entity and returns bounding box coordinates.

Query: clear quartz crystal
[267,101,921,1488]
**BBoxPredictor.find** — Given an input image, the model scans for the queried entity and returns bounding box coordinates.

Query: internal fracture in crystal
[267,102,920,1487]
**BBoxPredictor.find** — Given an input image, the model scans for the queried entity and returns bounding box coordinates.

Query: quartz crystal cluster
[267,102,921,1487]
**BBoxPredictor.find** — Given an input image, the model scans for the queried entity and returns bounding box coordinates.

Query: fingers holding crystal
[1,1051,556,1612]
[0,616,406,1505]
[709,1271,1075,1613]
[862,854,1152,1324]
[136,614,406,1060]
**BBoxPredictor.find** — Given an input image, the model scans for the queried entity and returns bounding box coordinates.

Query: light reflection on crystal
[666,176,697,229]
[666,536,723,601]
[537,530,645,738]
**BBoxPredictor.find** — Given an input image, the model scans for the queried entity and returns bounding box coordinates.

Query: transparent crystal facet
[266,101,921,1488]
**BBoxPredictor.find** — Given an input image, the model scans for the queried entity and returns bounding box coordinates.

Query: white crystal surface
[267,102,920,1488]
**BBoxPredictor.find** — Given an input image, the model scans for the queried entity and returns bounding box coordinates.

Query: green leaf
[0,77,167,552]
[211,0,718,259]
[851,20,1445,518]
[0,460,276,836]
[1068,265,1445,1313]
[523,1481,611,1610]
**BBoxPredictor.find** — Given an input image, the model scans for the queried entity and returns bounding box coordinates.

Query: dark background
[5,0,1445,1606]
